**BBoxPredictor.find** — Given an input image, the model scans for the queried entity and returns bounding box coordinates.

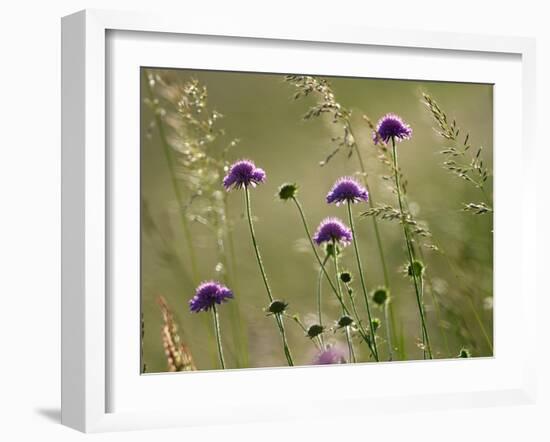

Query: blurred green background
[141,68,493,373]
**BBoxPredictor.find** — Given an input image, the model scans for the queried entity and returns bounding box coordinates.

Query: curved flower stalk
[278,183,378,360]
[364,114,466,358]
[316,254,330,343]
[371,287,393,359]
[285,75,396,356]
[373,114,433,359]
[189,281,234,369]
[314,218,356,362]
[286,313,324,351]
[325,176,380,361]
[224,160,294,366]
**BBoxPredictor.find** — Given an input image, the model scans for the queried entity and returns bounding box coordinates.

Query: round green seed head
[268,300,288,314]
[372,288,388,306]
[408,260,425,278]
[337,315,354,328]
[340,271,352,284]
[277,183,298,200]
[307,324,324,338]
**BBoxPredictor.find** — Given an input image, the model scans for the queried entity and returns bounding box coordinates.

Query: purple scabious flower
[326,177,369,205]
[189,281,234,313]
[223,159,266,190]
[313,217,352,247]
[312,345,346,365]
[374,113,412,144]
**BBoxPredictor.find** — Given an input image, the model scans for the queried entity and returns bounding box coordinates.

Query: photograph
[140,68,493,373]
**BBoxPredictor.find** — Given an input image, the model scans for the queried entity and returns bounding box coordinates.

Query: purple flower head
[223,159,266,190]
[313,217,352,247]
[326,177,369,205]
[189,281,234,313]
[374,113,412,144]
[312,345,346,365]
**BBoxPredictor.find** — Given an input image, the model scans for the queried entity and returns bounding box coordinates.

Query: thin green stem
[317,255,329,347]
[383,303,393,361]
[317,256,329,327]
[346,327,356,363]
[391,137,433,359]
[399,323,406,360]
[438,248,493,353]
[275,314,294,366]
[221,196,249,368]
[212,305,226,369]
[290,196,376,358]
[291,197,349,315]
[332,238,356,363]
[287,314,322,351]
[416,246,451,358]
[344,281,376,360]
[292,197,374,356]
[352,144,392,288]
[244,187,293,366]
[419,273,427,359]
[347,201,379,361]
[351,131,397,357]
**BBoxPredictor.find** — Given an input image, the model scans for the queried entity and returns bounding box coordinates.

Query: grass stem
[332,238,356,363]
[351,142,397,358]
[347,201,379,361]
[390,137,433,359]
[212,305,226,369]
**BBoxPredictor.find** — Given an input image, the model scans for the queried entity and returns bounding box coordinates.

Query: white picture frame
[61,9,537,433]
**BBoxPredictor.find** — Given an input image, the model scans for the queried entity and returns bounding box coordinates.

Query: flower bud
[277,183,298,200]
[372,287,389,306]
[307,324,324,338]
[408,260,425,278]
[337,315,354,328]
[324,242,336,257]
[340,271,352,284]
[267,300,288,315]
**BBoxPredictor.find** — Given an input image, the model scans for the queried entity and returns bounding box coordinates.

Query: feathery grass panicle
[422,93,492,212]
[285,75,357,166]
[142,71,493,371]
[462,202,493,215]
[145,71,249,367]
[157,296,197,372]
[144,71,240,273]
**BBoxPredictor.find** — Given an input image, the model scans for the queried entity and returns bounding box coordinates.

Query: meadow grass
[141,70,493,371]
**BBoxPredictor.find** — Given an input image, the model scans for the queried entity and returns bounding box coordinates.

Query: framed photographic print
[61,9,537,432]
